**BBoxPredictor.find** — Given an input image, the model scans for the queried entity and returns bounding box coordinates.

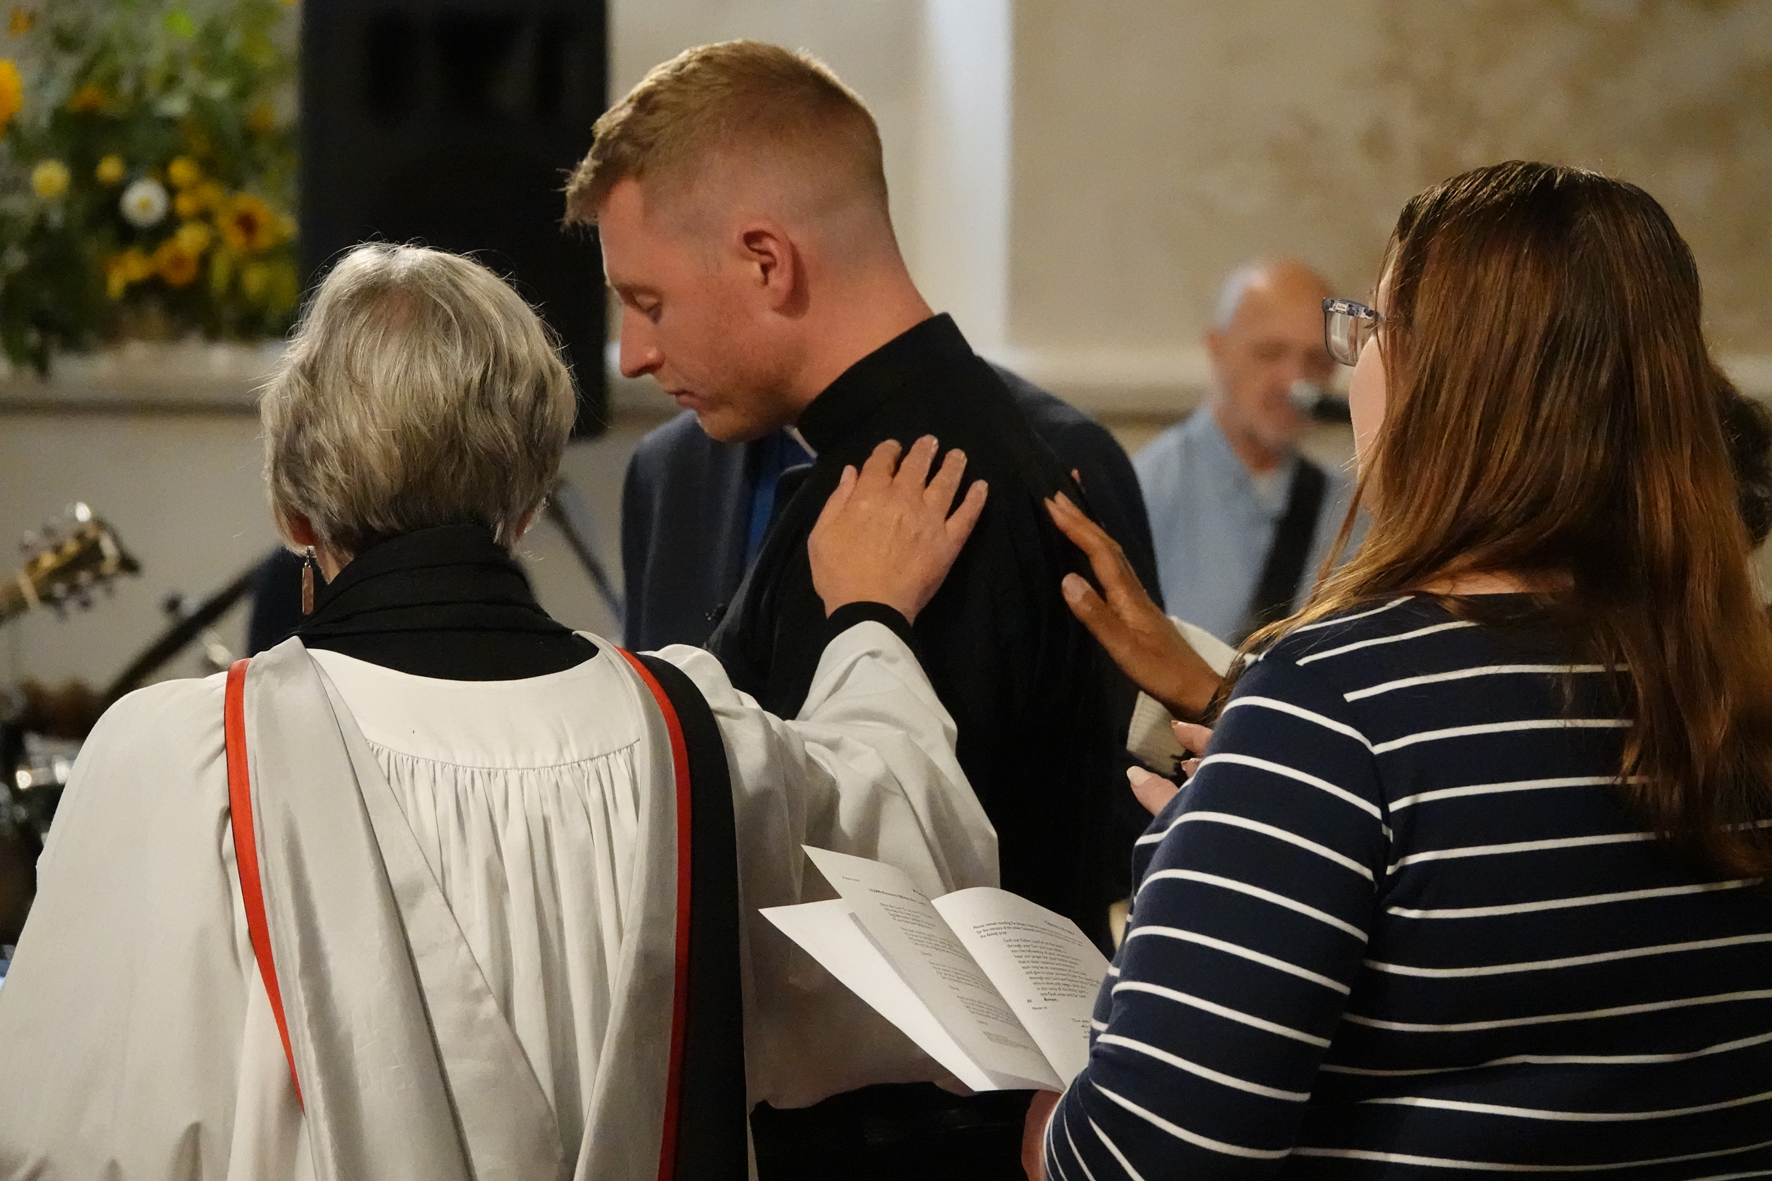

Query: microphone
[1288,379,1351,424]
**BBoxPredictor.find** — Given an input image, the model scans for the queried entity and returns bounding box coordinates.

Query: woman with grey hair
[0,243,993,1181]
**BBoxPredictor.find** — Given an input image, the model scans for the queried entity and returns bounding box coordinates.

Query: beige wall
[1010,0,1772,409]
[7,0,1772,688]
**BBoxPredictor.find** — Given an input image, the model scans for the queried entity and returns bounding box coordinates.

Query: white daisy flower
[120,178,169,228]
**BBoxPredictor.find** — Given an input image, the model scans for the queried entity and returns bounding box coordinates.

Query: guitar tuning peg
[69,502,93,524]
[19,530,37,553]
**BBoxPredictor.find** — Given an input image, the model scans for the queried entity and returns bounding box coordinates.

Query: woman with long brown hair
[1032,162,1772,1177]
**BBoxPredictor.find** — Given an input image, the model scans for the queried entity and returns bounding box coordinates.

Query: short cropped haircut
[260,243,577,556]
[563,39,887,224]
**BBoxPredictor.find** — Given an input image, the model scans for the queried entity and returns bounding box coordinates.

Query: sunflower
[153,238,200,288]
[217,191,281,254]
[103,249,153,300]
[0,59,20,136]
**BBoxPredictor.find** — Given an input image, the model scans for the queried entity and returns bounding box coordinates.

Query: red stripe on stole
[224,658,304,1108]
[615,648,694,1181]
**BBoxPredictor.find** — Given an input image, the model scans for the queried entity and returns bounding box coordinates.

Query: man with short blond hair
[565,40,888,228]
[569,41,1143,1181]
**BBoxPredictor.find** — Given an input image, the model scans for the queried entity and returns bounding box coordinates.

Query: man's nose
[618,312,664,379]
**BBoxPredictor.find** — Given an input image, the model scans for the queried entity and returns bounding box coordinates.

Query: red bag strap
[224,658,304,1108]
[613,647,694,1181]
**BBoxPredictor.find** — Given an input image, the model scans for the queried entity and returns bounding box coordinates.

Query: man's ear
[738,222,803,314]
[1204,326,1226,368]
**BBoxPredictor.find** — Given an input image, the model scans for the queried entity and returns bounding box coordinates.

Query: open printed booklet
[763,847,1112,1093]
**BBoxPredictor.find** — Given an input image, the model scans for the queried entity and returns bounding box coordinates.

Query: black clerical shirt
[297,524,597,679]
[709,314,1133,948]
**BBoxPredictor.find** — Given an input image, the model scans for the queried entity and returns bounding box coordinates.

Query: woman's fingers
[859,438,904,488]
[894,434,940,493]
[1051,492,1142,609]
[925,443,969,508]
[1127,765,1180,816]
[1172,722,1212,782]
[945,475,989,549]
[1047,494,1132,601]
[808,435,988,625]
[1171,720,1214,756]
[1060,572,1130,649]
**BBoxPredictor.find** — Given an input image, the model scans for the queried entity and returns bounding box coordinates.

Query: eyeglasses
[1323,297,1383,367]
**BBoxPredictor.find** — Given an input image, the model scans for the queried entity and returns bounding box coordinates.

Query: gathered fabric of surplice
[0,618,994,1180]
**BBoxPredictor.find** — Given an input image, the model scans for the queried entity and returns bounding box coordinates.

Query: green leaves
[162,9,197,42]
[0,0,298,370]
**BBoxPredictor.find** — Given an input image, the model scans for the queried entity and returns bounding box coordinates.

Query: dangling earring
[301,547,317,615]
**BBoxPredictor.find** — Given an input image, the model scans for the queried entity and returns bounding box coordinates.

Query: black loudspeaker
[300,0,609,435]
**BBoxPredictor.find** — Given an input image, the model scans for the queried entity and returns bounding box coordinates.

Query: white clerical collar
[785,425,817,459]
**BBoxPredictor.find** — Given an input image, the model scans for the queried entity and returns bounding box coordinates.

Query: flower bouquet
[0,0,298,376]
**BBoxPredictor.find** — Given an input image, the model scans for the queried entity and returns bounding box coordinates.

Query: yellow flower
[104,248,154,300]
[30,158,68,200]
[245,101,276,135]
[0,59,21,136]
[174,179,223,219]
[166,155,201,190]
[174,220,211,254]
[94,154,125,185]
[66,82,106,114]
[217,192,281,254]
[153,238,200,288]
[240,260,270,300]
[7,7,31,37]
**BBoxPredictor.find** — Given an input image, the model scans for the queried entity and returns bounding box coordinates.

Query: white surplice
[0,621,995,1180]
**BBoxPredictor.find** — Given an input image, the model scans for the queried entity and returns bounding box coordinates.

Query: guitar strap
[223,651,746,1181]
[1239,458,1327,643]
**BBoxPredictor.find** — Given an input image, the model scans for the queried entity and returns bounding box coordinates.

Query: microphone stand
[543,477,624,628]
[103,562,259,702]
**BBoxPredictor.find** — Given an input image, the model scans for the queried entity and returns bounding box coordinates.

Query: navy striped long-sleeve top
[1047,594,1772,1178]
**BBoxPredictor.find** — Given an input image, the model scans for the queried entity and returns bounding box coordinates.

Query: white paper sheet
[761,898,994,1092]
[932,888,1111,1085]
[801,847,1062,1091]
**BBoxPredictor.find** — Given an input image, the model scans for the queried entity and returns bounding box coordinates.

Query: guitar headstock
[2,504,141,623]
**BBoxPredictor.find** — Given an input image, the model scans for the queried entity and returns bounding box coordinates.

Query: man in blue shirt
[1135,259,1366,643]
